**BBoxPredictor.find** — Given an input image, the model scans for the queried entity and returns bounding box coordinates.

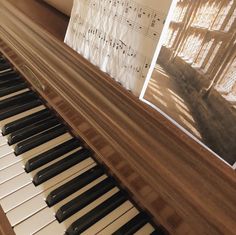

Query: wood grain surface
[0,1,235,235]
[0,206,15,235]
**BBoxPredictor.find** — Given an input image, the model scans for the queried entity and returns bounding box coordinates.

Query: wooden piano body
[0,0,235,234]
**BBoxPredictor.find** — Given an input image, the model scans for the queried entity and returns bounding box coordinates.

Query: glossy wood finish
[5,0,69,41]
[43,0,73,16]
[0,1,235,235]
[0,206,15,235]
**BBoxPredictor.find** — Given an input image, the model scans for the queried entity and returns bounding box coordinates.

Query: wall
[158,46,236,165]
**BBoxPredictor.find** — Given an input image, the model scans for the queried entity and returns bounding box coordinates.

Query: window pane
[212,1,233,30]
[224,7,236,31]
[216,57,236,95]
[203,41,222,73]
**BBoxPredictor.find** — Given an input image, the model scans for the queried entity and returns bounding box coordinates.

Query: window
[163,0,236,77]
[224,7,236,31]
[192,1,221,29]
[203,40,222,73]
[179,32,203,63]
[193,39,215,67]
[212,1,234,30]
[164,25,179,48]
[172,5,183,22]
[216,57,236,102]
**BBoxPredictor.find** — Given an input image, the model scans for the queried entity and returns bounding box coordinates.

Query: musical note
[65,0,172,95]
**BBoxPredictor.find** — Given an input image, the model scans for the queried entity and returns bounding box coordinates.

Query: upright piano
[0,0,235,235]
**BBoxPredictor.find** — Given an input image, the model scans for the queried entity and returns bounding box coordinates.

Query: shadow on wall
[148,47,236,166]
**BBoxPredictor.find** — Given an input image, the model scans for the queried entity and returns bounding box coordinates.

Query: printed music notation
[65,0,172,95]
[83,0,165,40]
[70,23,150,75]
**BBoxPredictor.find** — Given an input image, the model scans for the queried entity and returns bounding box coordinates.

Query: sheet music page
[65,0,173,96]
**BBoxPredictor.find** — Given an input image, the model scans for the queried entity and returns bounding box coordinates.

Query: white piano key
[1,183,43,213]
[34,187,120,235]
[0,133,71,171]
[8,193,47,226]
[0,144,14,159]
[10,144,82,190]
[0,153,18,170]
[0,144,81,185]
[0,161,24,184]
[96,207,139,235]
[0,132,73,184]
[0,172,32,199]
[0,105,46,128]
[0,88,30,101]
[0,68,12,74]
[50,175,108,214]
[1,159,96,212]
[15,132,72,161]
[29,146,82,176]
[134,223,155,234]
[81,201,133,235]
[60,186,119,225]
[33,220,64,235]
[0,135,7,146]
[14,206,56,235]
[8,173,105,227]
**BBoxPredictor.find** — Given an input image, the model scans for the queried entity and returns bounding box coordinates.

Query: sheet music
[65,0,173,95]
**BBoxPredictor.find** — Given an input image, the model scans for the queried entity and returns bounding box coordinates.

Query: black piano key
[56,177,116,222]
[46,165,104,207]
[0,60,9,66]
[150,232,159,235]
[0,69,12,75]
[8,117,60,145]
[0,77,24,87]
[150,228,167,235]
[2,109,52,135]
[112,212,149,235]
[0,99,42,121]
[33,148,91,186]
[14,124,67,156]
[0,62,11,71]
[0,91,37,110]
[66,191,127,235]
[0,57,5,63]
[0,75,22,87]
[0,77,25,87]
[0,82,28,97]
[25,138,81,172]
[0,70,19,81]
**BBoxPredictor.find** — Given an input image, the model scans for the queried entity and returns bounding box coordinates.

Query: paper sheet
[65,0,173,96]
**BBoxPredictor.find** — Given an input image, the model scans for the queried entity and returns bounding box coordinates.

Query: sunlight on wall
[162,0,236,105]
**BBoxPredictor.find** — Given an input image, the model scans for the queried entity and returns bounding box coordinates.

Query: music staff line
[77,0,164,40]
[73,9,161,41]
[68,21,151,79]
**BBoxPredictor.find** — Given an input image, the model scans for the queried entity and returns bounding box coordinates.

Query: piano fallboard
[0,1,235,235]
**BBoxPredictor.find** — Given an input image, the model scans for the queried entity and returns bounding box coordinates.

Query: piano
[0,0,235,235]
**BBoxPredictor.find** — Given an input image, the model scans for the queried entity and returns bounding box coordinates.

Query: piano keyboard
[0,56,165,235]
